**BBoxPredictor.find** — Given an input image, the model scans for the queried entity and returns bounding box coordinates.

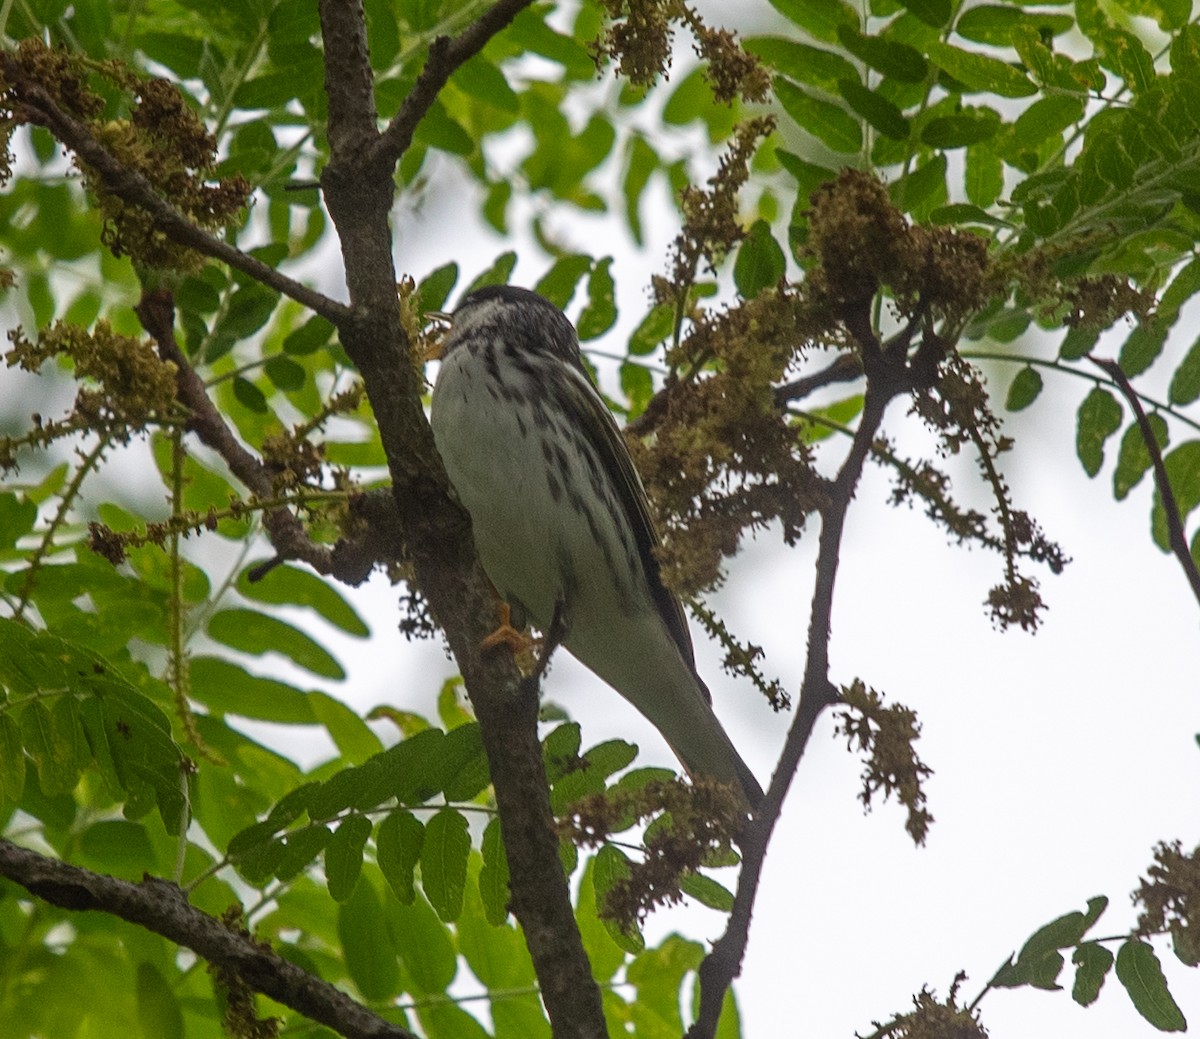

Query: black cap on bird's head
[442,284,585,374]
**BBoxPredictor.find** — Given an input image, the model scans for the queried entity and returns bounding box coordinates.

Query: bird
[429,284,763,810]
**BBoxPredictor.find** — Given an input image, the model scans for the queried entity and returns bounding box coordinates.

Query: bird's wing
[557,362,707,696]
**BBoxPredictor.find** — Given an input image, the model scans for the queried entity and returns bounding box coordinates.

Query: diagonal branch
[0,839,416,1039]
[690,309,909,1039]
[1,68,349,327]
[372,0,536,170]
[135,290,338,577]
[1089,355,1200,607]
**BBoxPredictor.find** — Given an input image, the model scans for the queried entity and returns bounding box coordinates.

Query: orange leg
[481,601,534,654]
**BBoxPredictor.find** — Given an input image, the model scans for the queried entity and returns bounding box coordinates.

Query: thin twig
[690,317,911,1038]
[373,0,537,169]
[0,839,416,1039]
[1089,354,1200,607]
[773,352,863,406]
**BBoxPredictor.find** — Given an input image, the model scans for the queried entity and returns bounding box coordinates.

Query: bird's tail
[637,662,764,810]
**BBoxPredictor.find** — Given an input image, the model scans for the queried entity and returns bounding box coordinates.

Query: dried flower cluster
[2,321,180,471]
[835,680,933,845]
[561,778,745,929]
[1135,840,1200,964]
[592,0,768,104]
[870,978,988,1039]
[1,39,249,270]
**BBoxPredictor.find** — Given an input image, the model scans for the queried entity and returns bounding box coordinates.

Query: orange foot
[481,601,534,655]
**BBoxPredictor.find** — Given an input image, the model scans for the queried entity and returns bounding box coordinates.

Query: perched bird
[430,284,763,809]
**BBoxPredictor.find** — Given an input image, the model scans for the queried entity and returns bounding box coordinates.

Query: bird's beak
[421,309,453,362]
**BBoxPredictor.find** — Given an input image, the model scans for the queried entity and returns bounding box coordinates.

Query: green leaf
[836,27,928,82]
[796,394,864,444]
[0,492,37,553]
[542,722,583,784]
[21,700,77,797]
[892,154,948,219]
[838,78,910,140]
[535,254,593,309]
[1017,898,1109,965]
[264,354,306,392]
[136,962,184,1039]
[679,871,734,912]
[1151,441,1200,551]
[922,113,998,148]
[452,56,519,113]
[776,151,838,205]
[1060,324,1100,361]
[1119,323,1168,378]
[622,135,658,245]
[733,219,786,297]
[744,38,858,92]
[282,315,335,356]
[466,251,517,293]
[628,934,703,1030]
[417,262,459,313]
[1005,366,1043,411]
[900,0,951,28]
[314,692,385,764]
[421,807,470,922]
[775,77,861,154]
[207,608,345,680]
[1170,333,1200,405]
[479,818,511,925]
[1011,96,1086,152]
[232,376,268,414]
[189,657,316,723]
[238,564,370,637]
[392,892,457,995]
[956,6,1074,46]
[274,823,332,881]
[577,258,617,341]
[1076,387,1123,477]
[927,41,1037,96]
[765,0,857,42]
[326,814,372,902]
[0,713,25,806]
[1072,941,1114,1006]
[1115,939,1187,1031]
[338,874,401,1001]
[377,809,424,904]
[592,845,643,953]
[1114,413,1169,500]
[575,857,626,983]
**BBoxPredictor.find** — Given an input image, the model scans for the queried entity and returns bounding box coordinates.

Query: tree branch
[135,289,349,577]
[690,310,909,1039]
[1089,355,1200,607]
[0,64,350,327]
[317,2,606,1034]
[372,0,537,171]
[773,352,863,407]
[0,839,416,1039]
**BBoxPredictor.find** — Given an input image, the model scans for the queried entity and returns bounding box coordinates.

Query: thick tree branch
[690,313,912,1039]
[0,64,349,327]
[372,0,537,170]
[317,2,606,1035]
[0,839,415,1039]
[1089,355,1200,607]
